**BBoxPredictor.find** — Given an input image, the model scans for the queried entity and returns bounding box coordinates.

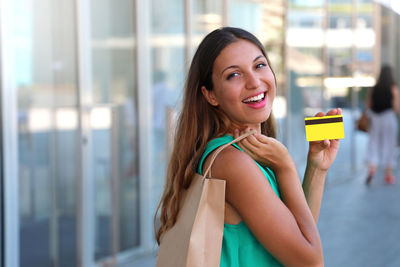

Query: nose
[245,72,260,90]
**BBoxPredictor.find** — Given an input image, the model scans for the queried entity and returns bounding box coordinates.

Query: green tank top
[197,135,283,267]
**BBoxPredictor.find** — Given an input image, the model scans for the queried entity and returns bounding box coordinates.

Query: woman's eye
[256,63,267,69]
[227,72,239,80]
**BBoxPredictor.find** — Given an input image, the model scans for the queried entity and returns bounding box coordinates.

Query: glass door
[11,0,80,266]
[287,1,325,170]
[150,0,185,229]
[4,0,141,266]
[88,0,140,262]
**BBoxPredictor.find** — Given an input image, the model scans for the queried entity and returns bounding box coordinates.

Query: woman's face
[203,39,276,131]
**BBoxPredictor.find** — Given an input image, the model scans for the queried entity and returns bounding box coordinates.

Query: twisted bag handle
[203,129,257,178]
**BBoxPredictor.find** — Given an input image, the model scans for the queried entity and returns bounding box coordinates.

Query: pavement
[128,167,400,267]
[318,168,400,267]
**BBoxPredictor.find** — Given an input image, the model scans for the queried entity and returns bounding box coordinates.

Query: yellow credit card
[304,115,345,141]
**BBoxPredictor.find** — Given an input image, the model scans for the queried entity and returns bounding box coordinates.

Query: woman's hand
[233,129,296,173]
[307,108,342,171]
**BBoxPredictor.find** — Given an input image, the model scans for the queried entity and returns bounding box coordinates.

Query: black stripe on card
[305,117,343,125]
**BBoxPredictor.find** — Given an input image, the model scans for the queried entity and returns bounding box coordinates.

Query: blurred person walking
[366,65,399,185]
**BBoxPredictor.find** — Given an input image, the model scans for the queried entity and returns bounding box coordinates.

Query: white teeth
[243,93,265,103]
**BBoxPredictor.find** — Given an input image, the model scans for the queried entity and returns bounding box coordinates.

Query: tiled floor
[318,168,400,267]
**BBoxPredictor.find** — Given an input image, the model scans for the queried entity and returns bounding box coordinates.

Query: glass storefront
[191,0,223,52]
[230,0,263,37]
[13,1,79,266]
[230,0,287,142]
[8,0,141,266]
[325,0,375,177]
[89,0,139,259]
[287,1,325,172]
[287,0,375,179]
[325,0,355,176]
[150,0,185,228]
[0,0,382,266]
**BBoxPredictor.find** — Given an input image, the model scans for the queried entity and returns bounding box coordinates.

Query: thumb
[321,139,330,149]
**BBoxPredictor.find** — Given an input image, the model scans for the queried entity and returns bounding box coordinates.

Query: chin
[259,111,272,122]
[247,117,269,126]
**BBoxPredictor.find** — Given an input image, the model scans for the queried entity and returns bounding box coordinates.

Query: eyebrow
[220,54,266,75]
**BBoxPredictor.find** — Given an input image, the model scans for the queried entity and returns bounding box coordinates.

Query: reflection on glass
[325,0,375,176]
[192,0,223,49]
[287,0,375,178]
[90,0,139,260]
[230,0,262,36]
[15,1,79,267]
[356,1,374,75]
[287,3,325,169]
[328,48,352,77]
[230,0,287,140]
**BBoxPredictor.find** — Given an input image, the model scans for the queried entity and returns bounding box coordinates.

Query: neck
[228,123,262,135]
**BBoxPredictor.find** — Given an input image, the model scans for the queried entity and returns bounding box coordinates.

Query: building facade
[0,0,395,266]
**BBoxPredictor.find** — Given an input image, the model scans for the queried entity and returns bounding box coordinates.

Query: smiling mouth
[243,92,266,103]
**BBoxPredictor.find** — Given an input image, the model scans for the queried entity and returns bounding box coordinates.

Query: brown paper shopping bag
[356,109,369,132]
[156,131,255,267]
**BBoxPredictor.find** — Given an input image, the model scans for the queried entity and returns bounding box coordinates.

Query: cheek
[267,85,276,98]
[218,94,237,111]
[271,87,276,98]
[216,85,238,102]
[269,95,275,105]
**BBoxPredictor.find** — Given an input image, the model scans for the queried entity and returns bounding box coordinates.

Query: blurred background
[1,0,400,266]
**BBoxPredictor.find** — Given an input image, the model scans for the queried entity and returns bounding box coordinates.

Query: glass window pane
[90,0,139,259]
[326,0,375,176]
[150,0,185,229]
[230,0,263,36]
[230,0,287,141]
[287,3,325,170]
[192,0,223,50]
[13,0,79,266]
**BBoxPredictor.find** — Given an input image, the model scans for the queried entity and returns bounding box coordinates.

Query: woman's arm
[303,108,341,222]
[302,157,328,222]
[392,85,399,113]
[235,109,340,223]
[205,141,323,267]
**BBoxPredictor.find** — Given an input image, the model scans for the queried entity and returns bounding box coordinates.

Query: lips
[242,91,268,109]
[242,91,266,103]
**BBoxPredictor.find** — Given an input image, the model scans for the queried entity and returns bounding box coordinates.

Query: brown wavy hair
[155,27,277,244]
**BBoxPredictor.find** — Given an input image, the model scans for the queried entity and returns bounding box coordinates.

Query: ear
[201,86,219,106]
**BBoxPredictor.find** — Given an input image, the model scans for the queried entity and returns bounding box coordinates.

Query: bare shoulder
[203,145,279,206]
[204,145,264,182]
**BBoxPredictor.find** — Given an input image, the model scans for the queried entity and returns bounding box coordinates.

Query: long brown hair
[371,65,396,113]
[155,27,277,244]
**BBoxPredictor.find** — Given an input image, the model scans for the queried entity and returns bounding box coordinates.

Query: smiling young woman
[155,27,341,267]
[201,39,276,132]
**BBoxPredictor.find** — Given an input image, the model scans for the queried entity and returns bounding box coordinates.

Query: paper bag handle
[203,129,257,178]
